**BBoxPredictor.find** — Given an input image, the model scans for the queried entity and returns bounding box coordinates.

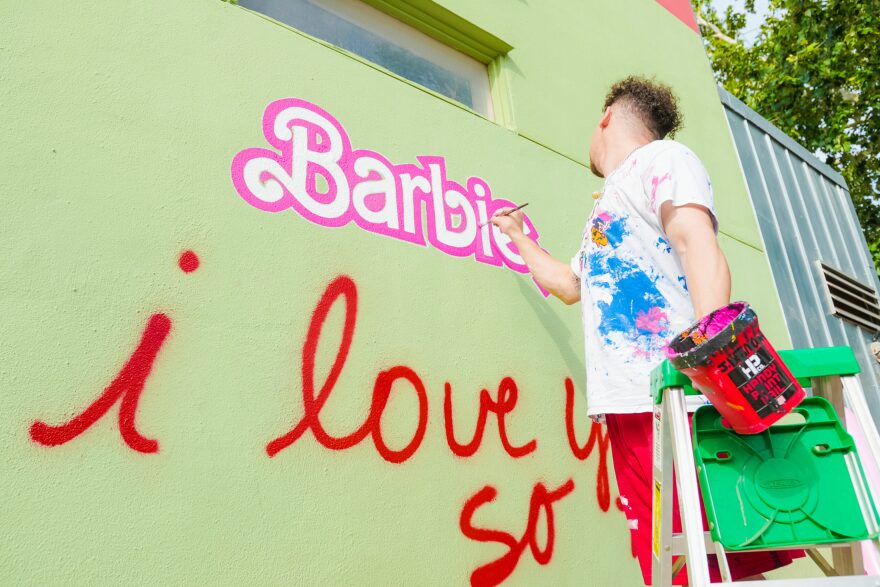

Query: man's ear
[599,107,612,129]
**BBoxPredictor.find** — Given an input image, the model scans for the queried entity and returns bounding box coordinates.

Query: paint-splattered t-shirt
[571,140,717,417]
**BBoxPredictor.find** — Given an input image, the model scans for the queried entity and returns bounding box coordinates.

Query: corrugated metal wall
[720,86,880,420]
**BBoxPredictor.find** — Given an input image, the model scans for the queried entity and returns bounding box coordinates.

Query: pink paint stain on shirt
[649,172,672,212]
[632,347,653,360]
[635,306,669,334]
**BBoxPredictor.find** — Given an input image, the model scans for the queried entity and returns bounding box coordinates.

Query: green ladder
[651,346,880,586]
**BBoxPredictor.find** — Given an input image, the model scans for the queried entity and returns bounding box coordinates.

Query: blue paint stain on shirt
[678,275,689,292]
[588,255,671,347]
[655,236,672,254]
[604,217,627,247]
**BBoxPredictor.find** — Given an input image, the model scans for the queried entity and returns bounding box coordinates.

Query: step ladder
[650,346,880,586]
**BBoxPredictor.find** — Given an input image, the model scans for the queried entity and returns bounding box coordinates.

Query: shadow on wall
[513,273,584,380]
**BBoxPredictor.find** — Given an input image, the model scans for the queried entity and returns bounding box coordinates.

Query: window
[238,0,495,118]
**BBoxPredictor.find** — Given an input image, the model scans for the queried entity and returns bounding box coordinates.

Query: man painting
[490,76,798,584]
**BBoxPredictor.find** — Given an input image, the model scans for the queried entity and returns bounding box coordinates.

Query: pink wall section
[655,0,700,32]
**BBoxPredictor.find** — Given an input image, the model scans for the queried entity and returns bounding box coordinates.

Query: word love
[267,275,610,497]
[230,99,546,292]
[268,274,545,462]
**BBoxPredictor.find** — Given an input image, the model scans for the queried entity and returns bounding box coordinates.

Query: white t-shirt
[571,140,717,417]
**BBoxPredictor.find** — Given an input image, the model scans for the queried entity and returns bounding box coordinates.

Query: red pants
[606,412,803,585]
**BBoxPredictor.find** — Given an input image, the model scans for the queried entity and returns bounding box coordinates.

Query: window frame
[230,0,514,126]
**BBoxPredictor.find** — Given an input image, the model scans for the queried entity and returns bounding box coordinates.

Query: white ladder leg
[843,375,880,574]
[668,386,711,586]
[843,376,880,520]
[653,400,675,587]
[714,541,733,583]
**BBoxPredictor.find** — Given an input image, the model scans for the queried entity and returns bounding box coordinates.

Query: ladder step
[694,396,878,551]
[671,532,861,555]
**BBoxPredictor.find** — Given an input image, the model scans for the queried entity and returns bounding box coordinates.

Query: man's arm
[491,209,581,305]
[661,203,731,318]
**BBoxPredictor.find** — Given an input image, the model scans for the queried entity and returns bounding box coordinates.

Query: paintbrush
[480,202,529,228]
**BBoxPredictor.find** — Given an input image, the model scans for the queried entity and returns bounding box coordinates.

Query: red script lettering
[564,377,611,511]
[459,479,575,587]
[444,377,537,458]
[266,275,428,462]
[30,313,172,453]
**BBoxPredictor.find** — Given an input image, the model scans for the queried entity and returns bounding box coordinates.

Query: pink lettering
[231,98,547,295]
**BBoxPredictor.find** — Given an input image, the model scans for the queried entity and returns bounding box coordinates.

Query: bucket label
[720,333,795,417]
[712,324,766,375]
[728,347,774,388]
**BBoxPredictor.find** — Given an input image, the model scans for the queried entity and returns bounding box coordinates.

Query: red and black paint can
[665,301,805,435]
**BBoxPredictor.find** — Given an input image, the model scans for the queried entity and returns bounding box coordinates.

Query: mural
[3,0,787,584]
[23,256,612,585]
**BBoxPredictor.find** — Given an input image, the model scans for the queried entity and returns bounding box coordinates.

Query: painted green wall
[0,0,792,585]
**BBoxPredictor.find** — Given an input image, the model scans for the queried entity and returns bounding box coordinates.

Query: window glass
[239,0,494,118]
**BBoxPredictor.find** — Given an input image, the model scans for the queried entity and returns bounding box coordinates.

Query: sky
[709,0,771,45]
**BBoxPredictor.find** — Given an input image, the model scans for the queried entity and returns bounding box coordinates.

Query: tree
[692,0,880,272]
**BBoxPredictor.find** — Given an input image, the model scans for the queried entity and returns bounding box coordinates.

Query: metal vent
[818,261,880,333]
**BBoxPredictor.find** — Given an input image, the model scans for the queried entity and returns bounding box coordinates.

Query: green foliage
[693,0,880,272]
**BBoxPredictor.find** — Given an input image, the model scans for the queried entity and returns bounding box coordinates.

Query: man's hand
[490,207,525,237]
[488,207,581,305]
[661,202,731,318]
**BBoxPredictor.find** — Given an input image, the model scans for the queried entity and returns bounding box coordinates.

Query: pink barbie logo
[231,98,546,294]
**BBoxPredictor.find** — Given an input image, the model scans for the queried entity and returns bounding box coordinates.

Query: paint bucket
[665,301,805,435]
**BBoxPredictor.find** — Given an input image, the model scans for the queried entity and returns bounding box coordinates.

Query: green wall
[0,0,791,584]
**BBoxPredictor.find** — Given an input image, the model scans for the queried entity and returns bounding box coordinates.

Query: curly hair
[603,76,683,139]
